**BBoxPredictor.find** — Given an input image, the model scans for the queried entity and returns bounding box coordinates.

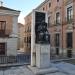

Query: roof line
[24,0,50,18]
[0,6,20,12]
[36,0,50,10]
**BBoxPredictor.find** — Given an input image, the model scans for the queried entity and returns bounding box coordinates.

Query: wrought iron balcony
[62,17,74,25]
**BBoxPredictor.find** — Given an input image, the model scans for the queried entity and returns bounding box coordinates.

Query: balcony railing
[62,17,74,25]
[67,19,74,24]
[53,20,61,26]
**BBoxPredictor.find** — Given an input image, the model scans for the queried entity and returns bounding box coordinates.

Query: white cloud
[18,14,25,25]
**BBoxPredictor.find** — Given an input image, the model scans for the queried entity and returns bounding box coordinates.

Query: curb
[0,63,30,67]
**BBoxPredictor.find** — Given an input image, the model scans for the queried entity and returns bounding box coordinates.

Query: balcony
[67,19,74,24]
[63,17,74,25]
[0,21,9,37]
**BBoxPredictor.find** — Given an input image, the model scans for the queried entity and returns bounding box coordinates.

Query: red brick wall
[0,15,13,35]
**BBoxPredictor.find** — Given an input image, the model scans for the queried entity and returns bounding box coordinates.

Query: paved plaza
[0,65,35,75]
[0,62,74,75]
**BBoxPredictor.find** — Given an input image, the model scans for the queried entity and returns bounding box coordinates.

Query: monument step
[28,65,59,75]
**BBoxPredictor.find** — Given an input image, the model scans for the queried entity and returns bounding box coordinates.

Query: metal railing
[0,54,31,64]
[62,17,74,25]
[16,54,31,63]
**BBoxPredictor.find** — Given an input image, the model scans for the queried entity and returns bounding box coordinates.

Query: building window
[0,43,5,55]
[55,34,60,47]
[49,3,51,8]
[55,34,60,55]
[29,27,30,32]
[27,27,29,32]
[25,29,26,32]
[56,12,60,25]
[29,37,31,43]
[0,21,6,36]
[67,32,72,48]
[56,48,59,55]
[49,35,51,44]
[43,7,45,11]
[67,50,72,58]
[26,37,27,43]
[48,16,51,27]
[30,27,31,32]
[57,0,59,2]
[27,37,28,43]
[24,37,26,43]
[67,6,73,23]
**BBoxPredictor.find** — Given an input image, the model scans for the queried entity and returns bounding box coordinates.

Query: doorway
[56,48,59,55]
[67,50,72,58]
[55,34,60,55]
[0,43,6,55]
[67,32,73,58]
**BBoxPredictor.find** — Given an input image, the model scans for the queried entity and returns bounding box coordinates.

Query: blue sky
[2,0,44,24]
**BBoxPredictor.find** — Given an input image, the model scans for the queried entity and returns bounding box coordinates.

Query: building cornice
[36,0,50,10]
[24,0,51,18]
[0,6,20,16]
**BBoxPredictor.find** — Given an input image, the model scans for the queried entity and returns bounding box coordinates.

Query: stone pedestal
[29,44,59,75]
[31,44,50,68]
[29,10,59,74]
[36,44,50,68]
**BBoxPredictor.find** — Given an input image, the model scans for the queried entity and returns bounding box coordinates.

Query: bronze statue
[35,22,50,44]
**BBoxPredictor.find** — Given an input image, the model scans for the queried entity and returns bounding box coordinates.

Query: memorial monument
[29,10,58,74]
[31,10,50,68]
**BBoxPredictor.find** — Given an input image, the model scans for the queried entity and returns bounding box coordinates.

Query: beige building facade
[0,6,20,63]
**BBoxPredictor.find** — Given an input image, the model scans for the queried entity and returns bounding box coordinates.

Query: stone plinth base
[28,65,59,75]
[36,44,50,68]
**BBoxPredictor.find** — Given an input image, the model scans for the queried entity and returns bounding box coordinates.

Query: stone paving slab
[52,62,75,75]
[46,72,68,75]
[0,71,3,75]
[0,62,75,75]
[0,63,29,68]
[28,65,59,75]
[0,66,35,75]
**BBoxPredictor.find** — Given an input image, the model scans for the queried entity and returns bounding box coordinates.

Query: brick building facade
[24,0,75,59]
[18,23,24,51]
[24,13,31,54]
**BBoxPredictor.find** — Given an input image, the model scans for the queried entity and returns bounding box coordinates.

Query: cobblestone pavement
[0,65,70,75]
[46,72,68,75]
[0,65,35,75]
